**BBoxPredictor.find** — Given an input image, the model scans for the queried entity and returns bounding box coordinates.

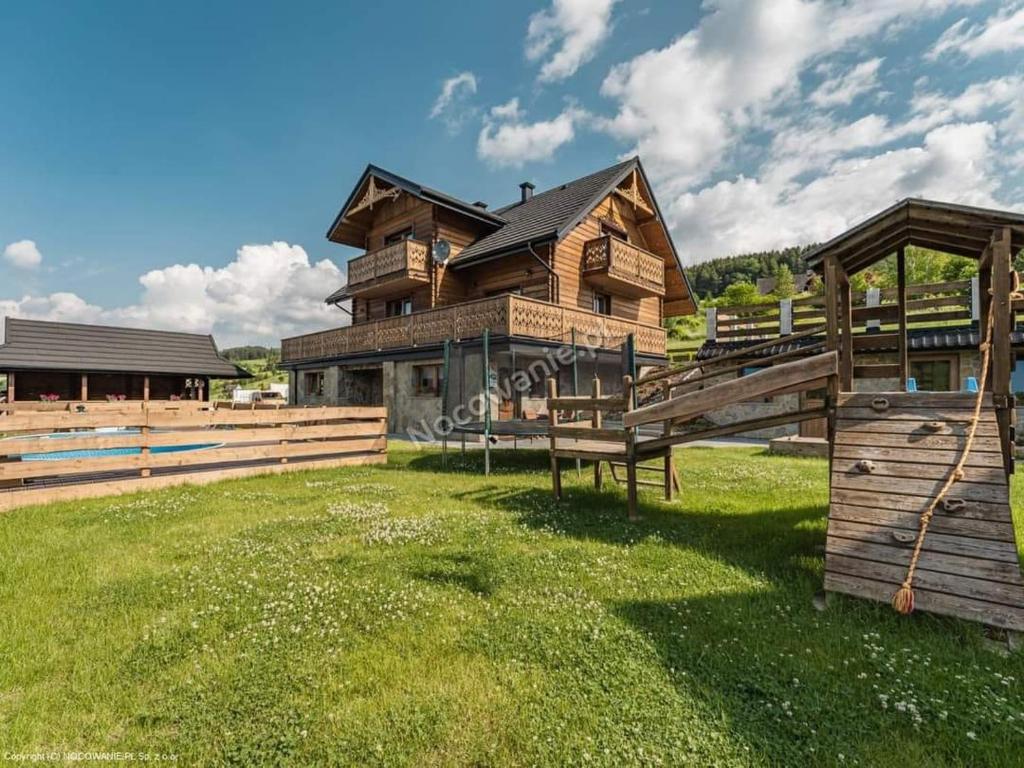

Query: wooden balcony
[343,239,430,299]
[281,294,667,362]
[583,236,665,298]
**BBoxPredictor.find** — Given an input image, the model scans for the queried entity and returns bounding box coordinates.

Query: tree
[721,281,763,306]
[771,264,795,299]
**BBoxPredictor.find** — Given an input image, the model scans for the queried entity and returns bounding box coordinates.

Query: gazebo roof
[805,198,1024,276]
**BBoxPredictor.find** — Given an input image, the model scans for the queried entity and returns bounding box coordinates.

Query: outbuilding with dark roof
[0,318,249,403]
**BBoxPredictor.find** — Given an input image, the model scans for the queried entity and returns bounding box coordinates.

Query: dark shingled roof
[452,158,639,265]
[0,318,251,378]
[696,327,1024,361]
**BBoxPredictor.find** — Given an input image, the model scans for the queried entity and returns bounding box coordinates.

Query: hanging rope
[892,284,1006,614]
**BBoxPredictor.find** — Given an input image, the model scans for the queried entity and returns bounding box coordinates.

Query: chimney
[519,181,535,203]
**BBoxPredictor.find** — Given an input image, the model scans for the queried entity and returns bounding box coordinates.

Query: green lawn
[2,447,1024,766]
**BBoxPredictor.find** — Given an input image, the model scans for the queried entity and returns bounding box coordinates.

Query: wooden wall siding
[364,194,435,251]
[0,405,388,512]
[459,249,552,303]
[825,392,1024,631]
[282,294,667,361]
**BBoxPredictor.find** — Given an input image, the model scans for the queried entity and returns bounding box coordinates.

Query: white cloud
[809,58,884,108]
[929,3,1024,59]
[477,99,586,167]
[526,0,620,82]
[3,240,42,269]
[0,242,344,347]
[669,122,1000,262]
[429,72,478,133]
[598,0,979,189]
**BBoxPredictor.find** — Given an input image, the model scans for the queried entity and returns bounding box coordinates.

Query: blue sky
[2,0,1022,345]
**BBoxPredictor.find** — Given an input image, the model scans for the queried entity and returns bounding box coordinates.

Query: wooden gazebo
[806,198,1024,635]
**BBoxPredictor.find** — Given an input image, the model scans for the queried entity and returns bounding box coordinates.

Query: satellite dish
[432,239,452,264]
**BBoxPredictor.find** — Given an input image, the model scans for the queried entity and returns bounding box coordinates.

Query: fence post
[866,287,881,332]
[971,276,980,323]
[706,307,718,342]
[779,299,792,336]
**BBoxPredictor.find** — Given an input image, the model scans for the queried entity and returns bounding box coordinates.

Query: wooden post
[143,375,150,402]
[706,307,718,342]
[80,373,88,402]
[839,267,854,391]
[592,376,603,490]
[662,380,674,501]
[897,247,908,391]
[623,375,639,520]
[779,298,793,336]
[979,245,993,392]
[547,377,561,499]
[992,227,1013,474]
[8,371,15,401]
[824,255,840,457]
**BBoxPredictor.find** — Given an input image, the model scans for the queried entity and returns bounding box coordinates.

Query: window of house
[600,219,629,242]
[386,297,413,317]
[593,292,612,315]
[413,364,442,396]
[384,227,415,245]
[304,370,325,397]
[910,356,957,391]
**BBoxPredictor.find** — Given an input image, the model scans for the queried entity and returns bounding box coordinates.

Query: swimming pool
[2,430,223,461]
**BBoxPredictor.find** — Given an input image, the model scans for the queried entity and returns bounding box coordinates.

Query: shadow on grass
[410,551,501,598]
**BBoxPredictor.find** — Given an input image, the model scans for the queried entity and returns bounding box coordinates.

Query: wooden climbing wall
[825,392,1024,632]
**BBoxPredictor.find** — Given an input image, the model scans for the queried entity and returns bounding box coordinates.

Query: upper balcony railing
[583,235,666,298]
[281,294,667,363]
[344,239,431,298]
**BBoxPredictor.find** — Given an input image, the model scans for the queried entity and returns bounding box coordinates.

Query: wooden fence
[0,403,387,511]
[707,279,975,343]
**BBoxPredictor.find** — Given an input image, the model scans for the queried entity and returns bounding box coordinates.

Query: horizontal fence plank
[0,406,386,433]
[548,396,625,411]
[548,425,627,442]
[0,437,387,481]
[0,453,389,513]
[0,421,386,457]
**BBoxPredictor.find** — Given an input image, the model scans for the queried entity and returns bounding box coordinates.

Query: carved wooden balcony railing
[342,239,431,298]
[281,294,667,362]
[582,235,666,298]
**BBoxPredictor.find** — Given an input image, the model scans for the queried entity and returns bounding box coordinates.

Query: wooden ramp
[547,351,838,518]
[825,392,1024,632]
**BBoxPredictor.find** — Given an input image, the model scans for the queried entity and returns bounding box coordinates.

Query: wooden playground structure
[547,198,1024,636]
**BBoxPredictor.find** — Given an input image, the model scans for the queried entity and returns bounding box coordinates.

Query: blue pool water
[21,443,222,461]
[3,430,222,461]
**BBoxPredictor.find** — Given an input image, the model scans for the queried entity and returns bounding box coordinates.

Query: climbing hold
[856,459,876,474]
[942,498,966,514]
[871,397,889,412]
[923,421,945,432]
[891,530,916,544]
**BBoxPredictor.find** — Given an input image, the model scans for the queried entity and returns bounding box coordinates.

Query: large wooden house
[281,158,695,434]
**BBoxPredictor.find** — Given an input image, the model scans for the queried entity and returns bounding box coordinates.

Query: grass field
[2,446,1024,766]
